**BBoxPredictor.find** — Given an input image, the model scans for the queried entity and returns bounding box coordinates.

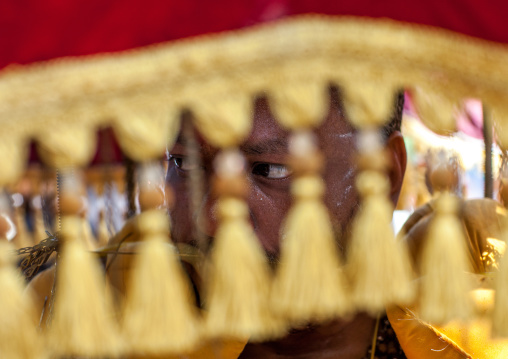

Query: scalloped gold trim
[1,15,508,178]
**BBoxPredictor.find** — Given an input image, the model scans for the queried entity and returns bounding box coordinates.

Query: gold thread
[2,15,508,172]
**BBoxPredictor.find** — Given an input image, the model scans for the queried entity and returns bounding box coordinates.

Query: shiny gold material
[3,16,508,177]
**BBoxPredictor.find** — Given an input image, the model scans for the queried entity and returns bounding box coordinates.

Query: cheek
[247,183,292,255]
[323,154,359,248]
[325,166,357,216]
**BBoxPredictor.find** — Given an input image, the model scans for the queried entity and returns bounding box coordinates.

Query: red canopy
[2,0,508,69]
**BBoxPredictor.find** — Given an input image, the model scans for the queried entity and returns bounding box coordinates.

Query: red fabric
[1,0,508,70]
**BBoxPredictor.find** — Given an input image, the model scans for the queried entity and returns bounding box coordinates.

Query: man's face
[166,89,360,259]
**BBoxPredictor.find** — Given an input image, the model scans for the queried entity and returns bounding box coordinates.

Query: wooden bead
[212,175,249,198]
[356,150,390,172]
[214,150,245,178]
[429,164,458,193]
[288,151,324,175]
[60,193,83,216]
[139,187,165,211]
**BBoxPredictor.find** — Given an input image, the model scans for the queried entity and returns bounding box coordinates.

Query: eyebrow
[240,138,288,156]
[171,133,288,156]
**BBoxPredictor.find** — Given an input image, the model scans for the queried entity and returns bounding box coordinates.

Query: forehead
[246,97,291,148]
[171,89,356,159]
[244,91,355,152]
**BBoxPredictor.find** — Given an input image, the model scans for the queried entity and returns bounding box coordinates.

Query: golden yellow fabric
[387,292,508,359]
[437,317,508,359]
[3,16,508,178]
[387,305,472,359]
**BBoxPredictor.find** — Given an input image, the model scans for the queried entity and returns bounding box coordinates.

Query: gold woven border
[1,15,508,179]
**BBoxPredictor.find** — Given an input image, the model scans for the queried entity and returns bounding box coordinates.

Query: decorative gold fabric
[2,16,508,183]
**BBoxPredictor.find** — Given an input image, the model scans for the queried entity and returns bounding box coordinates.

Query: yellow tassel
[0,242,46,359]
[272,176,350,324]
[122,210,201,355]
[347,171,415,315]
[47,216,123,357]
[492,221,508,337]
[419,193,473,325]
[206,197,285,341]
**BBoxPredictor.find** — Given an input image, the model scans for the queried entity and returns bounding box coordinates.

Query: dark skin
[166,89,407,358]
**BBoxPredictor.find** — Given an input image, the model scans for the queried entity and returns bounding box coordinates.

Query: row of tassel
[2,129,508,358]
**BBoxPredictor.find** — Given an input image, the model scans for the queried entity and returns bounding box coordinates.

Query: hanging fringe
[205,150,284,341]
[47,215,123,357]
[347,171,415,315]
[206,197,284,341]
[121,209,201,355]
[419,193,473,325]
[0,242,46,359]
[272,176,350,324]
[272,132,349,325]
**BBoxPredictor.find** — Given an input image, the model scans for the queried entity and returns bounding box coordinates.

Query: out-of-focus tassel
[271,132,349,324]
[47,191,122,357]
[419,193,473,325]
[206,150,284,341]
[347,170,415,314]
[346,129,415,315]
[122,164,201,355]
[0,241,46,359]
[122,211,201,354]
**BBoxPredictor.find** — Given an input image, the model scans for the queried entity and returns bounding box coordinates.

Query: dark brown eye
[252,163,292,179]
[169,156,196,171]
